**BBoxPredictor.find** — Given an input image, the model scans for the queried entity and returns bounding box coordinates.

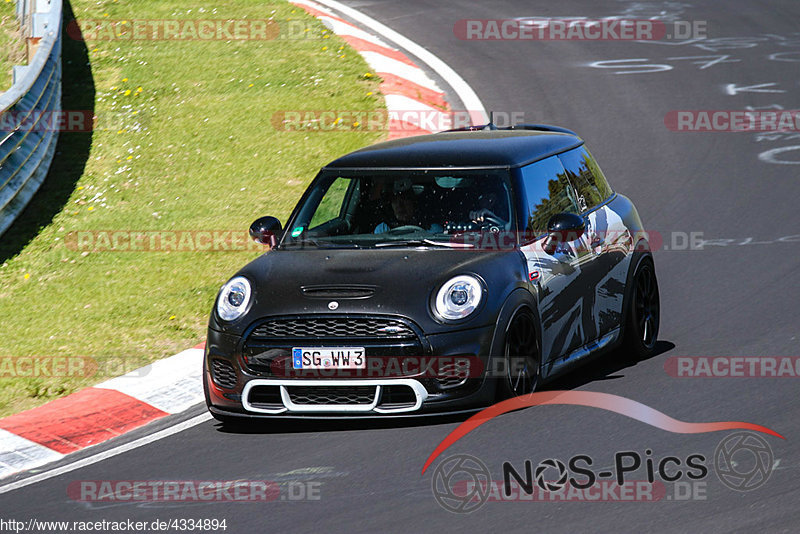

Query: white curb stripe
[311,0,487,123]
[318,16,390,48]
[359,51,442,92]
[0,429,64,479]
[291,0,336,16]
[95,348,205,415]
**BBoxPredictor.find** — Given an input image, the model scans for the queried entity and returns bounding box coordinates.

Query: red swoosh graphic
[421,391,784,474]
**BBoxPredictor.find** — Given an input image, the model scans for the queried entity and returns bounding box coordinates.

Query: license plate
[292,347,366,369]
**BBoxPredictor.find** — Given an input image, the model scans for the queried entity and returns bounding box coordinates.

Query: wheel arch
[486,288,541,389]
[619,246,656,345]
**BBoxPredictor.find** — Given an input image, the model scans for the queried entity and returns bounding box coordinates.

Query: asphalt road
[2,1,799,532]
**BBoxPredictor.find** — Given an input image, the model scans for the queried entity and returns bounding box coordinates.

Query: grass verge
[0,0,384,417]
[0,0,26,91]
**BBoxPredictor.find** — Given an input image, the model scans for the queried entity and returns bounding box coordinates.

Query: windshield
[281,169,514,248]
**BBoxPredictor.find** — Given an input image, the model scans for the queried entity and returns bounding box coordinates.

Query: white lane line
[0,412,212,495]
[311,0,488,124]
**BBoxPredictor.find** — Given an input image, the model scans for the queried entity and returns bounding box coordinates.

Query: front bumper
[204,316,499,418]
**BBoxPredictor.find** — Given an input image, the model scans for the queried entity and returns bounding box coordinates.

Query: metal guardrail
[0,0,62,239]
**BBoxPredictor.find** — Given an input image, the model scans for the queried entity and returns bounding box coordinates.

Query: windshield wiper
[280,239,361,249]
[374,239,474,249]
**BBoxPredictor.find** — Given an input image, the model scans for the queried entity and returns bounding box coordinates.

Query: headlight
[434,275,483,321]
[216,276,252,322]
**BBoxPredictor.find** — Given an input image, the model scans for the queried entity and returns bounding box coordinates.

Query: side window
[520,156,579,236]
[558,146,613,211]
[309,177,354,229]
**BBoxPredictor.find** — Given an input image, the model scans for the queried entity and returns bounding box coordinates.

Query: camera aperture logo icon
[714,431,774,491]
[431,454,491,514]
[535,458,568,492]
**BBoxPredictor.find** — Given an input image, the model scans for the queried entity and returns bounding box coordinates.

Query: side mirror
[543,212,585,255]
[249,216,283,247]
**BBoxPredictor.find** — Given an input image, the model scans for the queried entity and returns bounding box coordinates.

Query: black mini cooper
[204,125,659,421]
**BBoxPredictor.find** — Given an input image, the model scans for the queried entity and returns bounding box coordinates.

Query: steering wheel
[387,225,426,234]
[472,214,505,229]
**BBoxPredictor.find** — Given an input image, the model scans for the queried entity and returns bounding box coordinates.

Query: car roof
[323,130,584,170]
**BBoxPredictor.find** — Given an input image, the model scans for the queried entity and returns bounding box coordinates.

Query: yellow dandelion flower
[24,273,30,280]
[169,315,176,320]
[126,155,133,160]
[366,92,373,96]
[124,89,131,96]
[353,121,360,128]
[248,83,254,87]
[87,206,94,211]
[322,46,327,50]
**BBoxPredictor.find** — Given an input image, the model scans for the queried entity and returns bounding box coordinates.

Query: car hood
[210,247,528,335]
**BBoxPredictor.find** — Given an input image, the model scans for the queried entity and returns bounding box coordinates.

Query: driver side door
[517,156,595,364]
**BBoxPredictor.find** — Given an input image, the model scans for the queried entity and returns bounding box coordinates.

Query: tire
[622,256,660,360]
[497,307,541,398]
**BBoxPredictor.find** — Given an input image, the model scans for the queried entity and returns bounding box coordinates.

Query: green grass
[0,0,384,417]
[0,0,25,91]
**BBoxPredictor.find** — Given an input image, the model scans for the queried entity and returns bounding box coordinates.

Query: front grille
[249,317,416,340]
[211,359,237,389]
[380,385,417,408]
[286,385,376,405]
[242,316,426,378]
[249,385,283,409]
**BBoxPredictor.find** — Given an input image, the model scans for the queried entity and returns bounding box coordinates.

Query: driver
[374,189,443,234]
[469,191,508,227]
